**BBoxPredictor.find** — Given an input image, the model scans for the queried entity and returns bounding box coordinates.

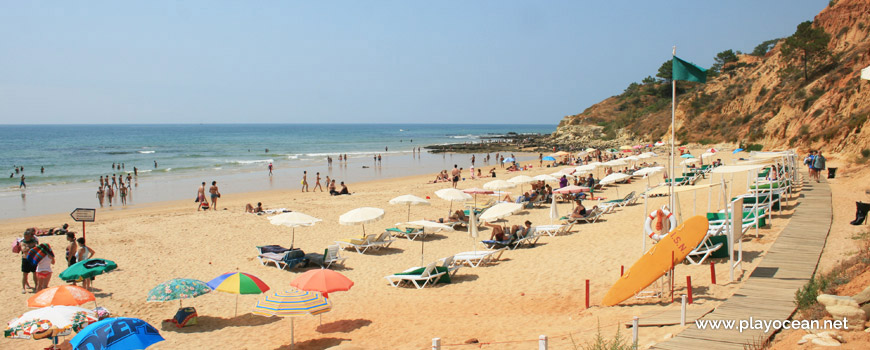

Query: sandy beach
[0,149,851,350]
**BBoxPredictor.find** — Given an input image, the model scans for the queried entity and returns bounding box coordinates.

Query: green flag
[672,56,707,83]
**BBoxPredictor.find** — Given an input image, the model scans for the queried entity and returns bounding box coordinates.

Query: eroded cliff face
[552,0,870,156]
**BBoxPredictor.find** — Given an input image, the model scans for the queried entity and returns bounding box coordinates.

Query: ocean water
[0,124,554,219]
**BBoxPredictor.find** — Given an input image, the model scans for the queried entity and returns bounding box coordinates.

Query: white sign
[70,208,96,222]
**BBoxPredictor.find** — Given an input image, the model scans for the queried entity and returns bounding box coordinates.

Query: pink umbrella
[462,188,494,209]
[553,185,590,194]
[632,145,642,149]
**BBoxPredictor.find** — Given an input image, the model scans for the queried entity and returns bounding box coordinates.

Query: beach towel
[25,243,52,266]
[259,245,293,254]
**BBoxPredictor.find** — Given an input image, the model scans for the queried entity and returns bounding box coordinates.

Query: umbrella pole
[292,228,296,249]
[291,318,295,350]
[421,235,425,266]
[407,204,411,222]
[235,294,239,317]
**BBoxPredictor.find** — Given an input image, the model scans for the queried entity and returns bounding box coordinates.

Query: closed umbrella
[339,207,385,236]
[147,278,212,307]
[28,285,95,308]
[389,194,430,221]
[269,212,322,249]
[469,208,479,251]
[549,194,560,224]
[435,188,472,216]
[252,290,331,350]
[70,318,163,350]
[207,272,270,316]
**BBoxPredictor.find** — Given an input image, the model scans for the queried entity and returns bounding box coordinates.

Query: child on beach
[75,238,95,290]
[34,243,55,292]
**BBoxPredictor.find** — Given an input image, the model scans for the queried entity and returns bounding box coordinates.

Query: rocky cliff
[551,0,870,158]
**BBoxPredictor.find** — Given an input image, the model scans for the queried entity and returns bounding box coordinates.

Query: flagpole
[668,45,677,213]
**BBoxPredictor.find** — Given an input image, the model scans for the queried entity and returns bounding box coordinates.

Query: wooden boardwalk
[650,177,832,350]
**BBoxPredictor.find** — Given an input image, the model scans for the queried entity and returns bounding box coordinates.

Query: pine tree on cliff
[780,21,831,81]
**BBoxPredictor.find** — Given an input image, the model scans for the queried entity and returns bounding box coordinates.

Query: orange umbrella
[290,269,353,298]
[28,285,95,308]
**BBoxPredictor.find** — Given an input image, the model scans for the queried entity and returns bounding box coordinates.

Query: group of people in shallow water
[97,172,135,207]
[16,227,96,294]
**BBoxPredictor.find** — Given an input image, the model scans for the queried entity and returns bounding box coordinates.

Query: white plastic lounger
[534,224,569,237]
[335,234,377,254]
[384,262,445,289]
[452,248,506,267]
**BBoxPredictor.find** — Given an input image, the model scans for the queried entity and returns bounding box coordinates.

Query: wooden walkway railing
[650,176,832,350]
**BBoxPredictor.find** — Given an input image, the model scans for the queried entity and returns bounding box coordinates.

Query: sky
[0,1,826,125]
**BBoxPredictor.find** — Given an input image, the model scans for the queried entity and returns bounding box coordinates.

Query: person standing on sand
[18,229,38,293]
[75,238,95,291]
[209,181,220,210]
[539,153,543,167]
[314,172,323,191]
[301,171,309,192]
[268,162,273,176]
[96,187,104,207]
[471,155,475,167]
[196,182,206,210]
[65,232,78,286]
[20,174,25,189]
[451,165,460,189]
[119,186,127,206]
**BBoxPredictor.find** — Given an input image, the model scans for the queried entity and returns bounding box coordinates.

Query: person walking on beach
[813,151,827,183]
[451,165,460,188]
[314,172,323,192]
[301,171,309,192]
[154,160,158,168]
[209,181,220,210]
[539,153,543,167]
[471,155,475,167]
[106,186,114,207]
[196,182,206,210]
[34,243,55,292]
[268,162,273,176]
[111,174,117,189]
[19,174,25,189]
[119,185,127,206]
[96,187,105,207]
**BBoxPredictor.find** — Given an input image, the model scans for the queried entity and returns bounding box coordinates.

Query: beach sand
[0,150,813,349]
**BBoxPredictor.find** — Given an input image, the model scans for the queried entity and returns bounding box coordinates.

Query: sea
[0,124,555,220]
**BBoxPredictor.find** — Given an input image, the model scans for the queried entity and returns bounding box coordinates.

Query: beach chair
[384,262,446,289]
[480,237,515,249]
[438,256,462,277]
[562,206,605,225]
[306,244,346,269]
[603,191,636,208]
[368,231,395,249]
[686,226,724,265]
[534,224,569,237]
[257,246,309,271]
[335,234,378,254]
[386,227,425,241]
[452,248,506,267]
[512,227,541,249]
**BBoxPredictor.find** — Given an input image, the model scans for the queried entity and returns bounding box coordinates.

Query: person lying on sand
[429,210,468,224]
[245,202,264,213]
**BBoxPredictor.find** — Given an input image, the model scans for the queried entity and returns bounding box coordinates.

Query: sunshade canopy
[478,203,523,222]
[339,207,385,225]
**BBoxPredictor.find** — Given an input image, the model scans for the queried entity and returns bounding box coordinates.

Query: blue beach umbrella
[502,157,515,163]
[542,156,556,161]
[733,148,744,154]
[70,317,164,350]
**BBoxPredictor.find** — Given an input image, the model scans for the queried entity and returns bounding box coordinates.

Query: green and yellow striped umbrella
[252,290,331,349]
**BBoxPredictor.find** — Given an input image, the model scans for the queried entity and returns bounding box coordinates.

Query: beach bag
[164,307,197,328]
[12,238,20,253]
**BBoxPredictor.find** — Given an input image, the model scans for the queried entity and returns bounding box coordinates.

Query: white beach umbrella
[339,207,385,236]
[269,212,322,248]
[585,148,597,153]
[507,175,534,193]
[399,220,455,265]
[600,173,631,185]
[483,180,517,191]
[637,154,652,159]
[576,151,588,157]
[603,159,627,167]
[862,65,870,80]
[701,152,716,159]
[532,174,559,182]
[624,156,640,161]
[633,167,664,177]
[575,164,597,173]
[642,152,658,157]
[435,188,472,215]
[478,202,523,223]
[389,194,430,221]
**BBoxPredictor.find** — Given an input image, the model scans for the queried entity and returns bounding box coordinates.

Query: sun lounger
[603,191,637,208]
[368,231,395,249]
[481,238,515,249]
[386,227,426,241]
[686,226,724,265]
[335,234,378,254]
[384,262,446,289]
[452,248,506,267]
[409,256,461,277]
[305,244,346,269]
[534,224,569,237]
[512,228,541,249]
[257,246,309,270]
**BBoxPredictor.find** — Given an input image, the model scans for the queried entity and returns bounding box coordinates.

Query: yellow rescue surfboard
[601,215,709,307]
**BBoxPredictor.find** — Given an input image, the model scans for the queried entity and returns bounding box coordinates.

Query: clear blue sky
[0,1,825,125]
